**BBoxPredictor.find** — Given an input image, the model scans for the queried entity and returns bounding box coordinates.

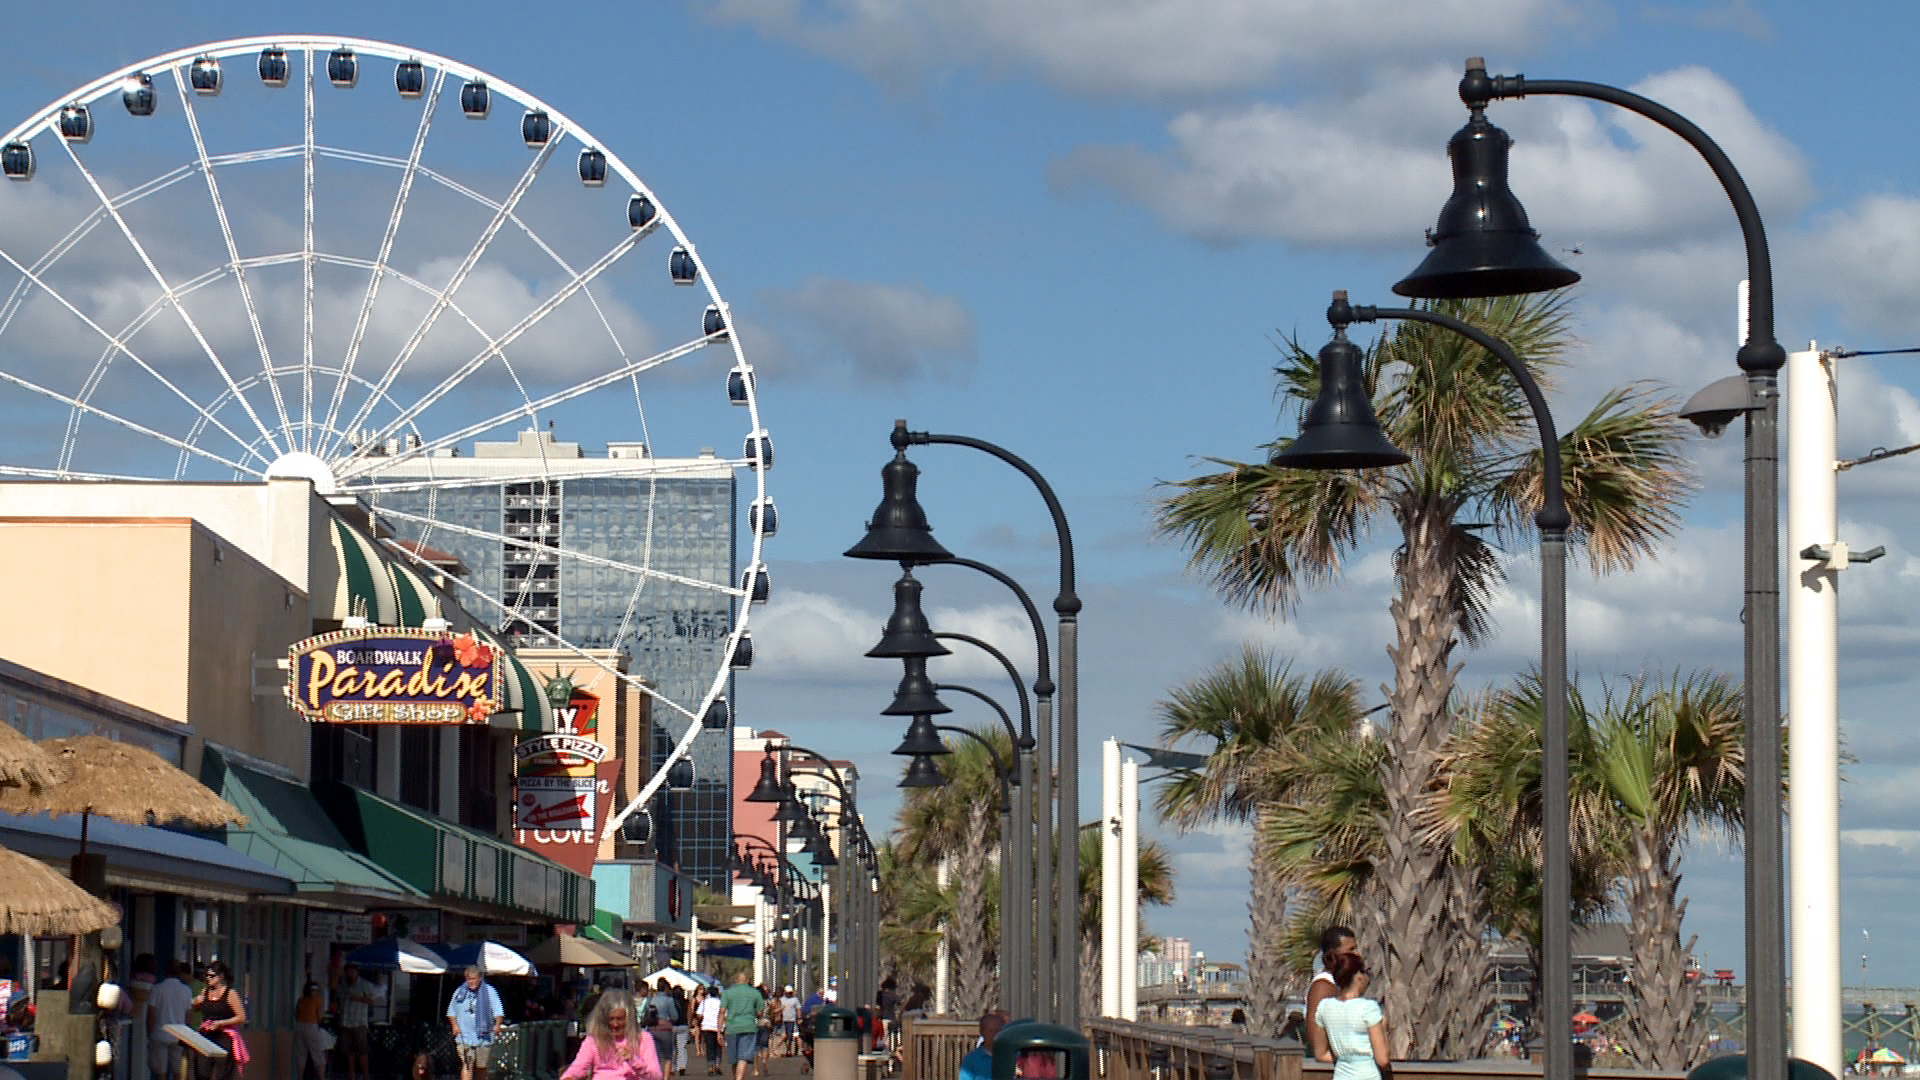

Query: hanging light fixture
[881,656,950,717]
[844,450,954,564]
[1270,304,1410,470]
[891,714,949,757]
[865,570,950,659]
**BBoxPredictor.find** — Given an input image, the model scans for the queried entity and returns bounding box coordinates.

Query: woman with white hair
[562,989,664,1080]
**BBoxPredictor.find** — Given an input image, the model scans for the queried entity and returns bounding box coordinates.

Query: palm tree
[894,723,1012,1016]
[876,840,943,989]
[1590,673,1743,1070]
[1156,647,1365,1037]
[1156,292,1692,1059]
[1075,826,1175,1019]
[1431,671,1743,1068]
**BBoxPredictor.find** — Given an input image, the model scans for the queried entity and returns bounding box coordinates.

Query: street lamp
[1398,57,1789,1080]
[848,420,1083,1026]
[1280,290,1569,1078]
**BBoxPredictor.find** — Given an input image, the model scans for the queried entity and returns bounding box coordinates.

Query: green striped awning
[475,625,552,733]
[324,517,437,627]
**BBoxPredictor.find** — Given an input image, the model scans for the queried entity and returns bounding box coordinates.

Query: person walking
[561,989,663,1080]
[447,965,507,1080]
[776,988,800,1058]
[718,973,765,1080]
[337,963,378,1080]
[293,980,328,1080]
[1312,953,1390,1080]
[148,960,193,1080]
[190,961,247,1080]
[958,1011,1009,1080]
[1306,926,1363,1063]
[875,978,899,1056]
[693,986,723,1075]
[751,984,774,1077]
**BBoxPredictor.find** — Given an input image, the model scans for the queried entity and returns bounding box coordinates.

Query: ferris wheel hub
[266,451,338,494]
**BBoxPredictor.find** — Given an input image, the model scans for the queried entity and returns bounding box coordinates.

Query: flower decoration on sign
[467,696,497,723]
[452,633,494,669]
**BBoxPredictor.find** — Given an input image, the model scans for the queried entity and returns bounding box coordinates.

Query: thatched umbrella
[0,736,246,847]
[0,847,119,935]
[0,723,67,791]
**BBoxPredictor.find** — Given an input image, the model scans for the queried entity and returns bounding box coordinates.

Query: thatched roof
[0,736,245,828]
[0,847,120,935]
[0,723,67,791]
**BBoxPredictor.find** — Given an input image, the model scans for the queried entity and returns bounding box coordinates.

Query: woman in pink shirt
[563,990,663,1080]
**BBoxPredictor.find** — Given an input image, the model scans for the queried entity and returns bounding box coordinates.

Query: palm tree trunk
[1080,927,1101,1022]
[1439,862,1494,1056]
[1246,821,1292,1037]
[949,800,996,1017]
[1377,507,1472,1060]
[1621,833,1703,1069]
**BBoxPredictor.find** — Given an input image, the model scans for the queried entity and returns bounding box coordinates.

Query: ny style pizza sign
[287,628,502,724]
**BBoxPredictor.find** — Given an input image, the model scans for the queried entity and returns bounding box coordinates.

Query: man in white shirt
[777,988,800,1057]
[147,960,193,1080]
[338,963,380,1080]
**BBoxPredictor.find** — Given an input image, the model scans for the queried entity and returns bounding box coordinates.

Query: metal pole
[1101,740,1122,1018]
[1119,755,1139,1022]
[1011,748,1032,1017]
[1034,695,1054,1019]
[1471,66,1790,1080]
[1787,343,1841,1076]
[1340,297,1569,1080]
[1057,614,1081,1028]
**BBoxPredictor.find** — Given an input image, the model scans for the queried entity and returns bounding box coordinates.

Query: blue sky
[6,1,1920,988]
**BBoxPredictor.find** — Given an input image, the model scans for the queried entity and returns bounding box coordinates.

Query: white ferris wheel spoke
[341,230,645,466]
[333,133,562,457]
[319,66,447,455]
[344,458,752,495]
[368,503,743,598]
[302,50,317,451]
[334,335,715,481]
[172,68,288,456]
[0,358,264,477]
[0,464,182,483]
[395,547,690,719]
[0,246,273,472]
[53,137,286,458]
[179,361,422,476]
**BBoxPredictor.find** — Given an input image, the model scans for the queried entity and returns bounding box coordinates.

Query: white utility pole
[1101,740,1123,1017]
[935,858,951,1015]
[1787,343,1841,1077]
[1119,754,1140,1021]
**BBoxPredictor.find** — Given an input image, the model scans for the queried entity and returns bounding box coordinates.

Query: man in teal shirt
[719,972,766,1080]
[959,1010,1009,1080]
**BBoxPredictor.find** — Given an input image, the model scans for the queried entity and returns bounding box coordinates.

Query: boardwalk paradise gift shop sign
[287,628,502,724]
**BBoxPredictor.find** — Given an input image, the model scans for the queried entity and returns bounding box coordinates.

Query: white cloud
[709,0,1565,97]
[1052,66,1812,254]
[758,277,976,386]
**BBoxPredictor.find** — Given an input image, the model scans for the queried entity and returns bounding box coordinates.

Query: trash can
[814,1006,860,1080]
[1686,1056,1837,1080]
[992,1022,1089,1080]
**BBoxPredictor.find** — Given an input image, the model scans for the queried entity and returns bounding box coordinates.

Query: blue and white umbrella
[344,938,446,974]
[437,941,536,977]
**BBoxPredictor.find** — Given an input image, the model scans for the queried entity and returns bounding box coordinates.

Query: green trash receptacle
[1687,1056,1837,1080]
[992,1022,1090,1080]
[814,1006,860,1080]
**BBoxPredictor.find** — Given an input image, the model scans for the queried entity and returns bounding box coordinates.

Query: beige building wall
[0,517,313,780]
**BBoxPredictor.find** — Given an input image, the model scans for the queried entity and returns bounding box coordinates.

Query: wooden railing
[1086,1020,1690,1080]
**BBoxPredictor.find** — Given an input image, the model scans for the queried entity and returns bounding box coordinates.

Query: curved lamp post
[735,834,812,991]
[753,742,879,1009]
[848,420,1082,1025]
[1278,290,1569,1079]
[1398,56,1791,1080]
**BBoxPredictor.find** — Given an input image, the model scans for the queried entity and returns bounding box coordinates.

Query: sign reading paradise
[287,628,502,724]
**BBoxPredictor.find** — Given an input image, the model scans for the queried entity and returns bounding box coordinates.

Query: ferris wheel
[0,37,771,799]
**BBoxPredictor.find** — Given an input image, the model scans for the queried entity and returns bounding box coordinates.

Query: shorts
[149,1038,184,1078]
[338,1026,370,1056]
[457,1043,493,1069]
[728,1032,759,1064]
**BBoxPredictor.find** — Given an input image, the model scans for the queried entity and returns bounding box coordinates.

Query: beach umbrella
[1572,1011,1600,1026]
[527,934,632,969]
[344,938,447,974]
[438,941,535,976]
[0,737,245,836]
[0,848,118,935]
[640,966,703,993]
[0,725,66,791]
[1870,1049,1906,1064]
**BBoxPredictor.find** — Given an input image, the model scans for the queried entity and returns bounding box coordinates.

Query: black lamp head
[805,832,839,867]
[745,745,786,803]
[881,655,951,717]
[899,755,947,788]
[1395,90,1581,300]
[844,450,954,564]
[865,569,950,659]
[892,713,950,757]
[1270,323,1410,470]
[774,797,812,826]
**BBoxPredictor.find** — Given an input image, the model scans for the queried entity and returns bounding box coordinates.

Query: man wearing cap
[776,987,800,1056]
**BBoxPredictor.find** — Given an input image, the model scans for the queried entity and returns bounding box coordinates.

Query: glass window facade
[367,465,738,889]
